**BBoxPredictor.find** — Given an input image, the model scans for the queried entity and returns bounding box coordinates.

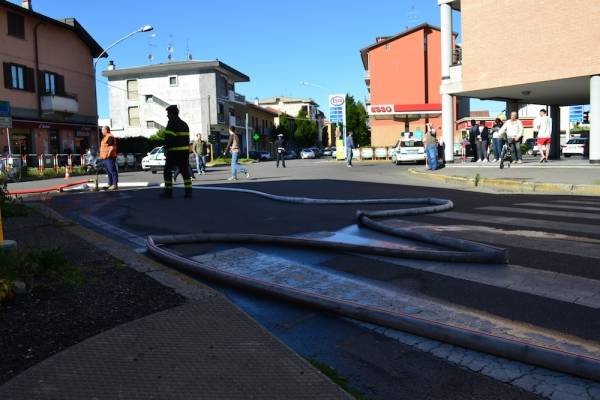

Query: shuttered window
[128,106,140,127]
[127,80,138,100]
[3,63,35,92]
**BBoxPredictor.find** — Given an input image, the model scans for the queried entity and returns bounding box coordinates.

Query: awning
[368,103,442,120]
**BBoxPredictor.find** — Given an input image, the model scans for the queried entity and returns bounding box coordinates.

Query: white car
[391,140,426,165]
[562,138,588,157]
[300,148,316,159]
[141,146,166,172]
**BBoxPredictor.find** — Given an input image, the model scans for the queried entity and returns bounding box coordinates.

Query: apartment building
[103,60,250,141]
[0,0,104,155]
[258,96,319,121]
[360,23,469,147]
[438,0,600,162]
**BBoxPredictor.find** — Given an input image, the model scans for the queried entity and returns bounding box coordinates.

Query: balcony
[228,90,246,104]
[41,94,79,115]
[229,115,245,128]
[364,70,371,83]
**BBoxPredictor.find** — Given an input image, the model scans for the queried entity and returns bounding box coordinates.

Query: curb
[409,168,600,196]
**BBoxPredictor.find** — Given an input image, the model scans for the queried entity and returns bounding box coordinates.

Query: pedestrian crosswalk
[436,199,600,236]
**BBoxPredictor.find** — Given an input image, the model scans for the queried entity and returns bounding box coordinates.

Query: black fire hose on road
[146,187,599,381]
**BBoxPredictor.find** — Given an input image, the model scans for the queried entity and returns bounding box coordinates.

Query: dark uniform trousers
[164,151,192,195]
[276,151,286,168]
[163,116,193,196]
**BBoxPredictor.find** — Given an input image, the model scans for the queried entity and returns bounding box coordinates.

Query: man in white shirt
[498,112,525,163]
[534,109,552,163]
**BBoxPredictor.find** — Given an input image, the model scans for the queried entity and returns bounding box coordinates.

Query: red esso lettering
[372,106,393,113]
[385,106,392,112]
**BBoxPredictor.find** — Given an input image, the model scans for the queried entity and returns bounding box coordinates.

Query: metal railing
[452,47,462,65]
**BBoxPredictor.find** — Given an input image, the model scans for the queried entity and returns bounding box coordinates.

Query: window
[44,72,56,94]
[128,106,140,127]
[127,80,138,100]
[3,63,34,91]
[11,65,25,90]
[7,12,25,39]
[169,75,178,86]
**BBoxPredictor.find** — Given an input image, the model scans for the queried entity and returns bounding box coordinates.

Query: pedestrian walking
[99,126,118,190]
[490,118,504,162]
[193,134,207,174]
[162,105,193,198]
[424,127,438,170]
[468,120,479,162]
[476,122,490,162]
[224,126,250,181]
[498,111,524,163]
[345,131,354,167]
[275,133,286,168]
[534,109,552,163]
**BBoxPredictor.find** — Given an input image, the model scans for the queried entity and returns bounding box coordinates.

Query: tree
[272,114,289,142]
[345,95,370,146]
[294,110,319,148]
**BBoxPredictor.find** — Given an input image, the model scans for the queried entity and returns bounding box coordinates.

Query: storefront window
[48,129,60,154]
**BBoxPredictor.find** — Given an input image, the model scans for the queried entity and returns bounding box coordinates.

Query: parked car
[141,146,166,173]
[246,151,260,161]
[330,147,337,158]
[284,150,297,160]
[309,147,321,158]
[391,140,426,165]
[259,151,272,161]
[300,148,316,159]
[525,138,540,155]
[562,138,589,157]
[322,147,333,157]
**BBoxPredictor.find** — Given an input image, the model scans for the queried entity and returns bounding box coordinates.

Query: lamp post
[94,25,154,69]
[93,25,154,147]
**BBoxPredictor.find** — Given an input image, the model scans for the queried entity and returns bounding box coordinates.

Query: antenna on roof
[147,33,157,64]
[407,4,421,27]
[186,38,192,61]
[167,34,174,62]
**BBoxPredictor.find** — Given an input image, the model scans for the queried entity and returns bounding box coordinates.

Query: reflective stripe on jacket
[100,134,117,159]
[165,118,190,153]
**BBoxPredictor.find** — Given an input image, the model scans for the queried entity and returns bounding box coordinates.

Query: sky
[26,0,504,119]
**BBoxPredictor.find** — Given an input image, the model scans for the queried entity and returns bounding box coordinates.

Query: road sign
[329,94,346,124]
[569,105,584,123]
[0,101,12,128]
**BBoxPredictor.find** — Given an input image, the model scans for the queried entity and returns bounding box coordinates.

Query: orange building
[0,0,103,157]
[360,24,468,147]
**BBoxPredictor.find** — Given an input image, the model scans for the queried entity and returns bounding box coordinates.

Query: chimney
[107,60,116,70]
[22,0,32,10]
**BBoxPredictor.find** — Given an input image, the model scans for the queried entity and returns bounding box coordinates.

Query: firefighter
[162,105,192,198]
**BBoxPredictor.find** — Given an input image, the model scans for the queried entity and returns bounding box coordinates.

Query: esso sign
[330,96,345,106]
[370,105,394,114]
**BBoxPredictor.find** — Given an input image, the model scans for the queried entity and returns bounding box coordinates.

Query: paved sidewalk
[0,294,351,400]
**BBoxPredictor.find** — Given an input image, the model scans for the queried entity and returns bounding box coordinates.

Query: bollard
[38,155,43,175]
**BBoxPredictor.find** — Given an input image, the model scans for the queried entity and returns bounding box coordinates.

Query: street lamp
[93,25,154,147]
[94,25,154,69]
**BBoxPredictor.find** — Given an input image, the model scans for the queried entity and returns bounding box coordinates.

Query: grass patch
[309,358,365,399]
[474,173,481,187]
[0,179,28,217]
[0,248,83,297]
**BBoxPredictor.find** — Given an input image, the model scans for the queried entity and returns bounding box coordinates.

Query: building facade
[103,60,278,153]
[0,0,103,156]
[438,0,600,162]
[258,97,319,121]
[361,23,469,147]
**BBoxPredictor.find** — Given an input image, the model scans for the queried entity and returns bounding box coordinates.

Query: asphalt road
[36,161,600,399]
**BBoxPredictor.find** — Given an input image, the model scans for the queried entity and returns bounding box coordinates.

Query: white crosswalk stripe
[515,202,600,212]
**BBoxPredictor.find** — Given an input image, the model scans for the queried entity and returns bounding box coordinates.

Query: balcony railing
[228,90,246,104]
[364,70,370,82]
[41,94,79,114]
[229,115,245,127]
[452,47,462,66]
